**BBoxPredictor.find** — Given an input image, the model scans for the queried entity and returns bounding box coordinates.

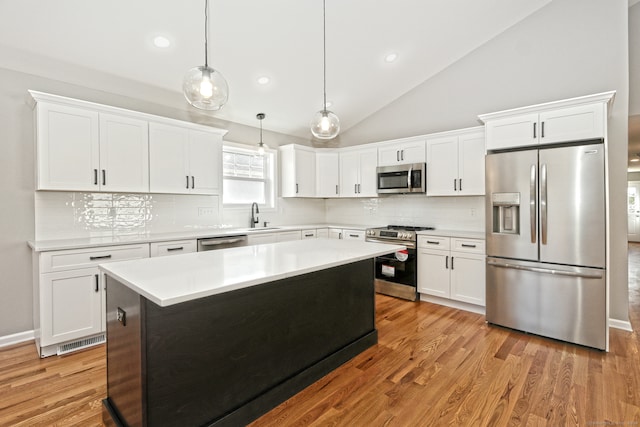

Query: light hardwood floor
[2,244,639,426]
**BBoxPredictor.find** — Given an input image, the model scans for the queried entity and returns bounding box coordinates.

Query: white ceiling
[0,0,552,139]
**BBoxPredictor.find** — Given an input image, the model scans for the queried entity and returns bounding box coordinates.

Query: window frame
[222,141,277,212]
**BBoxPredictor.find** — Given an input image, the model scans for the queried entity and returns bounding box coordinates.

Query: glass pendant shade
[183,65,229,111]
[257,141,267,155]
[310,109,340,140]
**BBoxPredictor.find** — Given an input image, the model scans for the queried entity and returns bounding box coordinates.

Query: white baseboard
[609,318,633,331]
[0,330,35,348]
[419,294,485,315]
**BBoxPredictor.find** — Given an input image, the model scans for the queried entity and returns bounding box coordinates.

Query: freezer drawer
[486,258,606,350]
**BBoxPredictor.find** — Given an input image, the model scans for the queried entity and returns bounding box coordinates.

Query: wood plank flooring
[1,244,639,426]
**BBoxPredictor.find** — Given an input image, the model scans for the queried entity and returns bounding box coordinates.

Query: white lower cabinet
[301,229,317,239]
[33,243,149,357]
[276,230,302,242]
[316,228,329,238]
[247,233,277,245]
[417,235,485,306]
[150,240,197,257]
[329,229,343,239]
[342,229,365,241]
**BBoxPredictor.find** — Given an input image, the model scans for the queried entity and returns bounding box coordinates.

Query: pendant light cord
[204,0,209,68]
[322,0,327,112]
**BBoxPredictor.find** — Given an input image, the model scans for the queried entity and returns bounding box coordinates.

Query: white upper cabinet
[148,122,222,195]
[35,102,149,192]
[280,144,316,197]
[426,128,485,196]
[377,138,426,166]
[339,147,377,197]
[99,113,149,192]
[479,92,615,150]
[30,91,226,195]
[315,151,340,197]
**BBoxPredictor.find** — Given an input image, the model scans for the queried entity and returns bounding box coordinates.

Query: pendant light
[183,0,229,110]
[310,0,340,140]
[256,113,268,155]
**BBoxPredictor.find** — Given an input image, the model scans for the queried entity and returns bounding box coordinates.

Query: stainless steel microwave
[376,163,426,194]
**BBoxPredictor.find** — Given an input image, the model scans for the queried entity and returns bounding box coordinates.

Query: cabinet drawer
[276,231,302,242]
[342,229,365,240]
[418,236,450,250]
[316,228,329,238]
[451,238,485,254]
[40,244,149,273]
[150,240,197,257]
[301,230,317,239]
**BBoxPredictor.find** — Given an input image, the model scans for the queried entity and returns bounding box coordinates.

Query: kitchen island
[99,238,404,427]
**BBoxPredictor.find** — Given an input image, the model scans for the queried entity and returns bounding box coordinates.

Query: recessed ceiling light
[153,36,171,48]
[384,52,398,63]
[257,76,270,85]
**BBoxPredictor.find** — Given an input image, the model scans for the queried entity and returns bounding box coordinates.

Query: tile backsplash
[35,191,484,240]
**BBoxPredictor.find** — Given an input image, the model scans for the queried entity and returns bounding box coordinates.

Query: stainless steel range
[365,225,434,301]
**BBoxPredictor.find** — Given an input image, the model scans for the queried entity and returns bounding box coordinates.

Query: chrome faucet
[250,202,260,228]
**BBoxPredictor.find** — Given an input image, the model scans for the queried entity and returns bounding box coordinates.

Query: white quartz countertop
[416,229,485,240]
[99,238,404,307]
[27,223,375,252]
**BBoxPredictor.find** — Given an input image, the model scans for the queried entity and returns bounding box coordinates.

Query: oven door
[374,247,417,286]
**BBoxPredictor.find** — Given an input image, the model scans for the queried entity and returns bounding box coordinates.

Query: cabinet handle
[459,178,462,191]
[397,151,400,162]
[533,122,537,139]
[541,121,545,138]
[339,232,343,239]
[354,184,357,194]
[94,274,99,292]
[191,176,195,189]
[349,234,359,238]
[296,183,299,194]
[454,179,457,191]
[186,176,190,189]
[304,233,314,237]
[461,244,476,248]
[358,184,361,193]
[166,246,184,252]
[89,254,112,261]
[401,150,404,161]
[445,255,449,269]
[336,184,339,195]
[102,169,106,186]
[93,169,98,185]
[426,240,440,245]
[451,257,454,270]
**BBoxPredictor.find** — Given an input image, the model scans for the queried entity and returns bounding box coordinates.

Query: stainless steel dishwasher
[197,235,248,251]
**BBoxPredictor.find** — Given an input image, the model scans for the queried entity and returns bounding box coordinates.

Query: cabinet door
[426,136,458,196]
[149,123,190,194]
[329,229,342,239]
[457,132,485,196]
[276,230,302,242]
[247,233,278,245]
[316,228,329,238]
[316,152,340,197]
[378,143,403,166]
[358,149,378,197]
[485,113,538,150]
[36,103,100,191]
[150,240,197,257]
[399,140,426,164]
[99,113,149,193]
[339,152,360,197]
[417,249,450,298]
[296,149,316,197]
[538,103,604,145]
[40,268,103,346]
[450,252,485,305]
[342,229,364,240]
[189,130,222,195]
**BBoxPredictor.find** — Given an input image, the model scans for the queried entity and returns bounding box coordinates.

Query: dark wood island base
[102,259,376,427]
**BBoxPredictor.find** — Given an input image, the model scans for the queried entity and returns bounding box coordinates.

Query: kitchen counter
[27,223,374,252]
[99,238,403,307]
[102,238,399,426]
[416,229,485,240]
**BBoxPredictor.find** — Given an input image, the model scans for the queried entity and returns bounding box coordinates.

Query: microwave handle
[407,165,413,191]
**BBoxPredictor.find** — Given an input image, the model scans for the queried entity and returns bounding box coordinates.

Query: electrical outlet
[198,207,216,216]
[470,209,476,217]
[117,307,126,326]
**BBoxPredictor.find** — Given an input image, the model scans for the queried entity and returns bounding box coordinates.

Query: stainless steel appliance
[485,140,606,350]
[376,163,426,194]
[366,225,434,301]
[197,235,248,251]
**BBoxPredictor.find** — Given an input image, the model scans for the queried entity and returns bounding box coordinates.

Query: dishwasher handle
[199,237,247,247]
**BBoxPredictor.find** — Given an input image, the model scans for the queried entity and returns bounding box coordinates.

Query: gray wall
[0,67,307,338]
[629,172,640,181]
[341,0,630,323]
[630,2,640,116]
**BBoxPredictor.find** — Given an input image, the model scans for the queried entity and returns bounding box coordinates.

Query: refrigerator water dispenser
[492,192,520,234]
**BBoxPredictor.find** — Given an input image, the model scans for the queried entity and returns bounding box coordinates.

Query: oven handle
[365,238,414,249]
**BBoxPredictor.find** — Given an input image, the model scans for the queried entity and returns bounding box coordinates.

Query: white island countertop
[99,238,404,307]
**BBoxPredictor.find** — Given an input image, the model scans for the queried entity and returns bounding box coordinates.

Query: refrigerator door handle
[487,260,603,279]
[530,164,537,244]
[540,163,548,245]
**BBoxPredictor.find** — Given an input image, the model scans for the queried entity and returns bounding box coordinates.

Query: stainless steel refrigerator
[485,141,607,350]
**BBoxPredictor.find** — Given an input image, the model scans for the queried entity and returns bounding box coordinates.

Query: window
[222,143,276,208]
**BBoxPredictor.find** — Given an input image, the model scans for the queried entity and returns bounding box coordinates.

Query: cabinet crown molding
[28,90,228,136]
[477,91,616,123]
